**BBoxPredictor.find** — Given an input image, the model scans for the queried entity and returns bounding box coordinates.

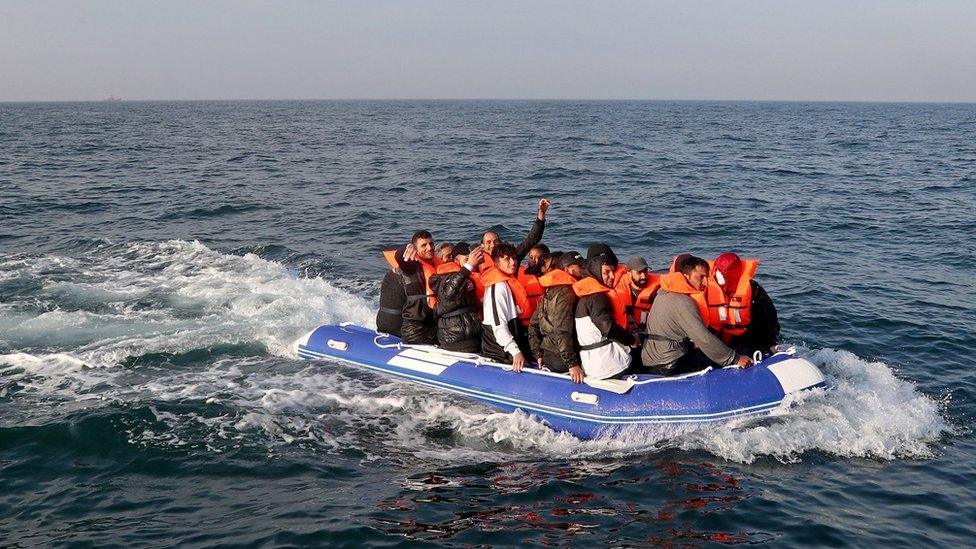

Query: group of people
[376,199,781,381]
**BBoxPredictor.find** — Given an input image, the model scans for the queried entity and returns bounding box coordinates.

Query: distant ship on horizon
[103,95,122,102]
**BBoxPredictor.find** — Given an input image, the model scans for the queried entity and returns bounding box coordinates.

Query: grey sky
[2,0,975,102]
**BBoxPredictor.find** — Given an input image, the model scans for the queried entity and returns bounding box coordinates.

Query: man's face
[629,268,647,288]
[527,248,543,267]
[415,238,435,261]
[481,232,499,254]
[686,265,708,291]
[601,264,615,287]
[496,254,517,276]
[454,253,468,266]
[566,264,583,279]
[437,245,453,263]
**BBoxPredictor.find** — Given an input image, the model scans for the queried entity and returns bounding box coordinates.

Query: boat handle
[327,339,349,351]
[571,392,599,405]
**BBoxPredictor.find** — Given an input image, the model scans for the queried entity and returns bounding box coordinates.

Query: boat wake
[0,240,951,464]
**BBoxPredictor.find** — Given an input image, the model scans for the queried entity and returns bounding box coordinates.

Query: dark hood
[584,255,617,288]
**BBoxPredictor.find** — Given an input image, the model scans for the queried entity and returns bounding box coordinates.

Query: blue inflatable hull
[293,324,826,440]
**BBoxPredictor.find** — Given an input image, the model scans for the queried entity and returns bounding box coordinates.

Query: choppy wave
[0,240,950,465]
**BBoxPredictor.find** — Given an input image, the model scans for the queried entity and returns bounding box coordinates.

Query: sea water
[1,100,973,546]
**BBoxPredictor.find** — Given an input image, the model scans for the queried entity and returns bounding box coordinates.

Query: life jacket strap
[579,339,612,351]
[378,307,403,316]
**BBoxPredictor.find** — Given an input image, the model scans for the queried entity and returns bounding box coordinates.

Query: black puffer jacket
[429,266,482,353]
[528,272,579,373]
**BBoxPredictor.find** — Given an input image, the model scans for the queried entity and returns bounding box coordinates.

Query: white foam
[0,241,952,464]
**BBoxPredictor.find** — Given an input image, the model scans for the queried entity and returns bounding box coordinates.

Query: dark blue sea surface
[1,100,974,546]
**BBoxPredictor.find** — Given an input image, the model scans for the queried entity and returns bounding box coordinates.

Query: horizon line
[3,97,976,105]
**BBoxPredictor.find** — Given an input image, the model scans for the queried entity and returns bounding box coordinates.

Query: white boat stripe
[386,355,448,375]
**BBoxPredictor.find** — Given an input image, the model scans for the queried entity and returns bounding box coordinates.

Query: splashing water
[0,240,950,464]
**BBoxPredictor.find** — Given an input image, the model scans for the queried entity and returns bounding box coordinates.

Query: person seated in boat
[436,242,454,264]
[709,252,781,356]
[615,256,662,336]
[429,242,485,353]
[481,243,534,371]
[377,230,443,344]
[517,244,549,318]
[480,198,551,269]
[573,245,639,380]
[523,244,550,275]
[641,256,753,376]
[529,251,586,383]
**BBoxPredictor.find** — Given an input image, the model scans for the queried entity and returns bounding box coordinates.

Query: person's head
[626,257,649,288]
[452,242,472,266]
[556,251,585,279]
[481,230,500,255]
[679,256,710,291]
[411,230,435,260]
[586,243,619,265]
[713,252,743,293]
[585,244,619,287]
[436,242,454,263]
[527,244,550,268]
[541,252,559,274]
[671,253,693,273]
[492,242,518,276]
[586,255,618,288]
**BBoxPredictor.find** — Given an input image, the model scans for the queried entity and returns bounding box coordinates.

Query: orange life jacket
[538,268,576,288]
[383,249,442,308]
[435,261,485,302]
[481,266,532,324]
[706,259,759,343]
[658,271,709,324]
[573,277,630,330]
[517,265,545,314]
[614,269,661,327]
[479,254,495,272]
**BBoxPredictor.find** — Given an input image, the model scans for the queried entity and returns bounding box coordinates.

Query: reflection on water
[373,458,778,545]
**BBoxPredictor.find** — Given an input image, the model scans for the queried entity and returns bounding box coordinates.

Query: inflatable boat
[293,324,826,440]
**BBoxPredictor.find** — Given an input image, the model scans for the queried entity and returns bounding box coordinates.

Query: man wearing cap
[429,243,485,353]
[711,252,781,356]
[529,251,586,383]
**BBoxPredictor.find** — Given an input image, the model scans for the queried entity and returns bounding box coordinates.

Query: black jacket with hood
[573,250,637,379]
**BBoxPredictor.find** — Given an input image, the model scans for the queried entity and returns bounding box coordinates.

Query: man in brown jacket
[528,251,586,383]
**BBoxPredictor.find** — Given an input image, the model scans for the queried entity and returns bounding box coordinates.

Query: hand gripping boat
[293,324,826,440]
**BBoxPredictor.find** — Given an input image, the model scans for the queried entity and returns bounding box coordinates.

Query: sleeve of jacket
[588,292,636,346]
[552,288,581,368]
[675,297,736,366]
[749,281,781,350]
[528,305,544,359]
[514,218,545,263]
[393,246,421,275]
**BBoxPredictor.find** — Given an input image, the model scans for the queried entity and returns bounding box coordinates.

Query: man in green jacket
[528,251,586,383]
